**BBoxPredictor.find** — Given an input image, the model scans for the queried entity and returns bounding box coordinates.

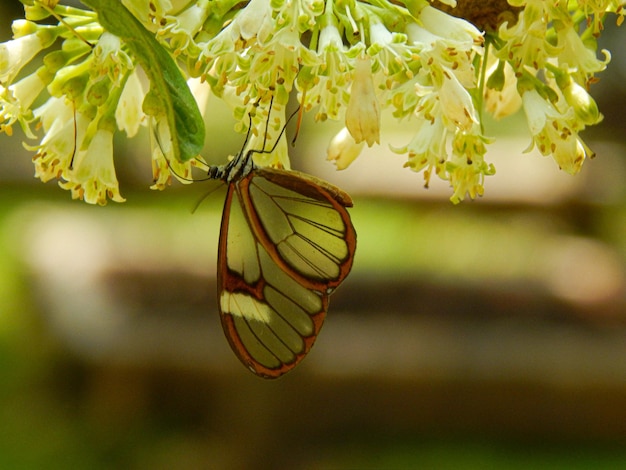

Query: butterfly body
[212,154,356,378]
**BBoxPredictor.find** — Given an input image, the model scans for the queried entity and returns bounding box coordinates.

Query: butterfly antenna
[265,105,300,155]
[191,183,224,214]
[261,94,274,152]
[282,106,300,146]
[69,102,78,169]
[241,112,254,156]
[251,102,301,158]
[236,91,301,168]
[291,87,307,147]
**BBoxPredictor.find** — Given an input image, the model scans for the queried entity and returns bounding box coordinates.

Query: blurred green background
[2,3,626,469]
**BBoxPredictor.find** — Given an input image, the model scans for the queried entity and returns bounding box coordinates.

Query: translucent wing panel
[219,242,325,376]
[248,174,354,284]
[258,247,324,321]
[225,194,260,284]
[233,310,297,367]
[230,313,285,369]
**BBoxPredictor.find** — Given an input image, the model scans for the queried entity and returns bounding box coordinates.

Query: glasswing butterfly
[205,105,357,378]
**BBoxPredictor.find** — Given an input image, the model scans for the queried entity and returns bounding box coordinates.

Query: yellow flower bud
[327,127,365,170]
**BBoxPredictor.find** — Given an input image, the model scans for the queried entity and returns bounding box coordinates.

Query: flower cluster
[0,0,624,204]
[494,0,616,176]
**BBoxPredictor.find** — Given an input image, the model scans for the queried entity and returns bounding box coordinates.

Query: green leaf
[80,0,205,162]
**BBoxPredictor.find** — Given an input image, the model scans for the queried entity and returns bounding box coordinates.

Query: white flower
[33,95,73,133]
[522,89,589,174]
[448,127,494,203]
[0,23,54,84]
[438,69,478,131]
[400,116,447,164]
[124,0,173,25]
[556,26,610,81]
[0,70,46,137]
[369,20,393,49]
[418,6,482,46]
[60,128,125,205]
[304,21,352,121]
[393,114,448,189]
[149,118,200,189]
[318,21,344,52]
[559,77,601,126]
[367,19,418,86]
[405,12,481,131]
[345,56,380,146]
[485,60,522,120]
[327,127,365,170]
[161,0,211,55]
[29,98,87,183]
[446,155,489,204]
[229,0,275,43]
[497,1,560,71]
[115,69,145,137]
[93,32,133,85]
[247,26,317,92]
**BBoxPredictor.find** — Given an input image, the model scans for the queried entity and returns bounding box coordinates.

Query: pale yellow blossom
[327,127,365,170]
[346,56,380,147]
[115,69,145,137]
[60,128,125,205]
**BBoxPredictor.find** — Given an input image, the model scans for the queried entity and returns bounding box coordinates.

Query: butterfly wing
[217,168,356,378]
[244,167,356,289]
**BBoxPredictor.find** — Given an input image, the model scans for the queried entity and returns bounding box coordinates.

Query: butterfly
[207,124,357,379]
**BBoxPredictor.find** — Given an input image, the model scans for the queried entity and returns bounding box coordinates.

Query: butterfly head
[208,149,256,183]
